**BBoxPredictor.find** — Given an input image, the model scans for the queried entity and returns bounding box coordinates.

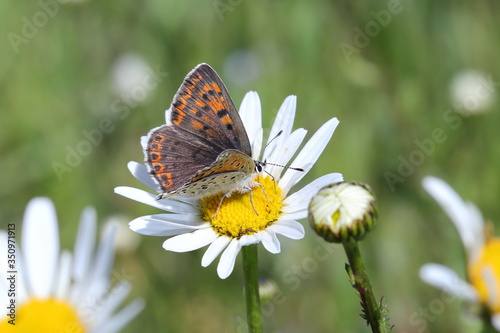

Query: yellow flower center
[0,298,86,333]
[201,175,283,239]
[468,238,500,313]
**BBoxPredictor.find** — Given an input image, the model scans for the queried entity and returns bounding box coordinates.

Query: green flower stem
[242,244,263,333]
[343,240,391,333]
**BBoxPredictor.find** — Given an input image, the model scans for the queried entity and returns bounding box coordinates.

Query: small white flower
[420,176,500,330]
[115,92,342,279]
[450,69,496,115]
[0,198,144,332]
[112,53,156,104]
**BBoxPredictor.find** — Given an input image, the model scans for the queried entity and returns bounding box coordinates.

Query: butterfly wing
[170,63,252,156]
[173,150,256,198]
[145,63,252,195]
[146,125,225,193]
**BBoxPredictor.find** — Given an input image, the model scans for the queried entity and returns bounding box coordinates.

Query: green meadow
[1,1,499,332]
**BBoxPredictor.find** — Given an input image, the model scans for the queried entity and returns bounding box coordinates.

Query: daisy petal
[217,239,242,279]
[140,135,148,151]
[482,266,499,309]
[264,96,296,161]
[239,91,263,158]
[54,251,72,299]
[90,222,117,285]
[239,234,259,246]
[492,313,500,331]
[422,176,485,262]
[419,263,478,302]
[269,220,305,239]
[283,173,344,212]
[96,298,145,333]
[115,186,198,214]
[127,161,158,191]
[279,118,339,194]
[22,197,59,298]
[0,232,8,309]
[202,236,231,267]
[73,207,96,283]
[93,281,131,327]
[130,216,208,236]
[163,228,218,252]
[260,230,281,254]
[266,128,307,179]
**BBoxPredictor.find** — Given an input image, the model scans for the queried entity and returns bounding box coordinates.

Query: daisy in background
[0,197,144,333]
[420,176,500,330]
[115,91,342,279]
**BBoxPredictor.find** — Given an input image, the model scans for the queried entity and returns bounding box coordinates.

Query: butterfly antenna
[264,162,305,172]
[260,130,283,156]
[259,130,305,172]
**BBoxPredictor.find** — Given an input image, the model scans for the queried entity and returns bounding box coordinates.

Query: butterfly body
[145,63,263,200]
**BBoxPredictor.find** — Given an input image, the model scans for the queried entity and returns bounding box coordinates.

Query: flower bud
[308,181,377,243]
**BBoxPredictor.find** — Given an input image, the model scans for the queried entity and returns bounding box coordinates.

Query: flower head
[115,92,342,279]
[309,181,377,243]
[420,176,500,330]
[0,198,144,332]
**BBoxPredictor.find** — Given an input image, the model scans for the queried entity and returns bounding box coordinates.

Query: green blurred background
[1,0,499,332]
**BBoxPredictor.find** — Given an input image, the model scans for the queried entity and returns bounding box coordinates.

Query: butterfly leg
[246,186,259,216]
[250,181,273,204]
[213,192,231,219]
[263,170,277,194]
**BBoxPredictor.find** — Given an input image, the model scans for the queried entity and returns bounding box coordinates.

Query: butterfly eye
[255,163,263,173]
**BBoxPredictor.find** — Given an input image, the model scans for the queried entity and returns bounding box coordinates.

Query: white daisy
[420,176,500,330]
[115,92,342,279]
[0,197,144,332]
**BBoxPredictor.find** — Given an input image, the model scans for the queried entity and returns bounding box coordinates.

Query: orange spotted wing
[145,63,252,195]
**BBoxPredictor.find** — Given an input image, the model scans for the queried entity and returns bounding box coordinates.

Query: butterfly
[145,63,268,204]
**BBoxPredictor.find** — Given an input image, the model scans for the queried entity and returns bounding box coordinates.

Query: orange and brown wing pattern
[170,63,252,157]
[146,125,223,193]
[189,149,255,184]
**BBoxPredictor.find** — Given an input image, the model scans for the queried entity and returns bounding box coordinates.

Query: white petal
[140,135,148,151]
[88,222,117,291]
[282,173,344,212]
[217,239,242,279]
[54,251,72,299]
[422,176,485,261]
[266,128,307,179]
[269,220,305,240]
[239,91,263,158]
[129,215,207,236]
[73,207,96,283]
[239,234,260,246]
[259,230,280,254]
[114,186,198,214]
[92,298,145,333]
[264,96,296,161]
[127,161,158,192]
[164,107,172,125]
[16,245,28,304]
[202,236,231,267]
[163,228,218,252]
[22,197,59,298]
[251,128,263,161]
[419,263,478,302]
[93,281,131,328]
[482,266,499,310]
[0,232,8,310]
[491,313,500,331]
[279,118,339,194]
